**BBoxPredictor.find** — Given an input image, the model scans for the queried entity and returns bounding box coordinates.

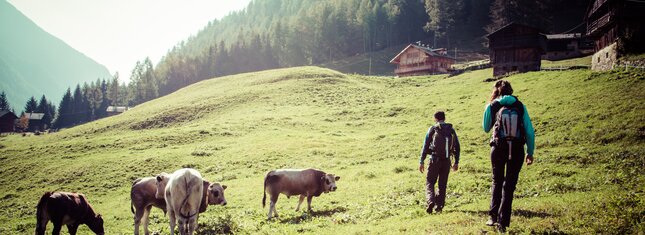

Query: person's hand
[526,155,534,165]
[451,163,459,171]
[419,164,425,173]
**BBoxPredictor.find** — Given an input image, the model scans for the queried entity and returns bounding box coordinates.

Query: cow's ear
[222,185,227,190]
[334,176,340,181]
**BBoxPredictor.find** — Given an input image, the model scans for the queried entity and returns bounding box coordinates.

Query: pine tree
[0,91,10,111]
[107,73,120,106]
[487,0,552,33]
[36,95,53,129]
[24,96,38,113]
[54,88,73,128]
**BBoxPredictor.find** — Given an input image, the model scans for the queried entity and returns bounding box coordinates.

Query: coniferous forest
[1,0,592,130]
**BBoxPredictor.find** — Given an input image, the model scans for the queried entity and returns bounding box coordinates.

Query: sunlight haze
[7,0,252,82]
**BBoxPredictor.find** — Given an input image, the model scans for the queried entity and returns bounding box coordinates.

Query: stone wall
[592,42,618,71]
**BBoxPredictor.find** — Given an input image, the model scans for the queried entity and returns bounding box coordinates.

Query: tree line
[1,0,591,130]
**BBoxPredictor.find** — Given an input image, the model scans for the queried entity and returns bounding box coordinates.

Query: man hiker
[419,111,460,214]
[483,80,535,232]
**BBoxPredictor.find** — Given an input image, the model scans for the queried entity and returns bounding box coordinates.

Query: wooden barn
[543,33,594,61]
[586,0,645,71]
[0,110,18,133]
[24,112,45,132]
[487,23,547,77]
[390,44,455,77]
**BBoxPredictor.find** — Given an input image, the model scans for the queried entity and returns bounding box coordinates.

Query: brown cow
[131,175,227,235]
[262,169,340,219]
[35,192,104,235]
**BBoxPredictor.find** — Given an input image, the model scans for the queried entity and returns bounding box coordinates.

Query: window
[606,52,609,58]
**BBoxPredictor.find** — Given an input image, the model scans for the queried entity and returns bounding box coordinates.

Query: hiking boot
[485,216,497,226]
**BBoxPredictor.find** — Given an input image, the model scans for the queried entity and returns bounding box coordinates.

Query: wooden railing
[395,64,437,74]
[587,10,614,35]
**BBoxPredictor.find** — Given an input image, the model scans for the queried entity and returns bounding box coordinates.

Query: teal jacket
[483,95,535,156]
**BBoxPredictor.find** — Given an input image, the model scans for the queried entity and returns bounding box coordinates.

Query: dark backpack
[430,123,455,161]
[490,98,525,159]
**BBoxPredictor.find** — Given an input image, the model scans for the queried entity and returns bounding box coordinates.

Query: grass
[0,63,644,234]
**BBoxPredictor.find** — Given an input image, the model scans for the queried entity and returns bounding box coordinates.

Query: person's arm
[483,104,493,133]
[451,128,460,164]
[451,128,461,171]
[420,127,435,164]
[523,105,535,157]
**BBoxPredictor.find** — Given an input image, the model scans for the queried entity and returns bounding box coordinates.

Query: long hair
[489,80,513,103]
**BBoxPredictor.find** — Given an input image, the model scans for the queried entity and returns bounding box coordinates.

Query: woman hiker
[483,80,535,232]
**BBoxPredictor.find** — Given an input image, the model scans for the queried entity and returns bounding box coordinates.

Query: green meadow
[0,64,643,234]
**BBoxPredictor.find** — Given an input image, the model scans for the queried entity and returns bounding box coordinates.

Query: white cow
[155,168,204,235]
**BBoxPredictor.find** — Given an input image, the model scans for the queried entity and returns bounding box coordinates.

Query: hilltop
[0,1,111,108]
[0,64,643,234]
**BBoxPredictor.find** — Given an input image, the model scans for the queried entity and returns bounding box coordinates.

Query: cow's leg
[178,217,186,235]
[188,214,198,235]
[268,193,279,219]
[35,213,49,235]
[51,221,62,235]
[142,205,152,235]
[306,195,313,212]
[66,224,78,235]
[296,195,305,211]
[168,209,176,235]
[133,205,144,235]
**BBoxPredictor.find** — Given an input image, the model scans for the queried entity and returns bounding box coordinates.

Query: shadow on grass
[455,209,552,219]
[276,206,348,224]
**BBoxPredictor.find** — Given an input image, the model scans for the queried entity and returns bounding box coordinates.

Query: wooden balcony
[395,64,440,75]
[587,10,614,36]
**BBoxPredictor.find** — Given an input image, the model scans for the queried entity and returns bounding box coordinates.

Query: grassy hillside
[0,64,643,234]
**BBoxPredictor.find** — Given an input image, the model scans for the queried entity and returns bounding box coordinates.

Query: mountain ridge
[0,0,111,110]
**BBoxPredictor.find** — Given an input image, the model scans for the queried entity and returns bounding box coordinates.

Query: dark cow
[262,169,340,219]
[35,192,104,235]
[131,175,227,235]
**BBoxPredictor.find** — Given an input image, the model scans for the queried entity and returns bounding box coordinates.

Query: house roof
[106,106,129,113]
[0,110,18,119]
[25,113,44,120]
[390,44,455,64]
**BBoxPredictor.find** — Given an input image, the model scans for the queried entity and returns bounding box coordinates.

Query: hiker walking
[483,80,535,232]
[419,111,460,214]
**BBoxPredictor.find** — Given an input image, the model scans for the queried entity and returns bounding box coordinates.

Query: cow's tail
[262,171,277,208]
[35,192,51,235]
[130,178,141,214]
[178,177,198,220]
[262,173,268,208]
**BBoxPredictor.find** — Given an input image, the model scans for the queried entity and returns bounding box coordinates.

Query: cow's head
[87,213,104,235]
[321,174,340,193]
[155,172,170,199]
[207,183,228,206]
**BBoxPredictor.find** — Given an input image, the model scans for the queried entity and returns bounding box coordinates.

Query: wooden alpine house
[586,0,645,71]
[487,23,547,77]
[390,44,455,77]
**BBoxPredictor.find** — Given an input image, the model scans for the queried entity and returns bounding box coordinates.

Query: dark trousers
[426,157,451,209]
[489,141,525,227]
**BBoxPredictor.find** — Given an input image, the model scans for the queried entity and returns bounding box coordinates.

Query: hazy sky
[8,0,252,82]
